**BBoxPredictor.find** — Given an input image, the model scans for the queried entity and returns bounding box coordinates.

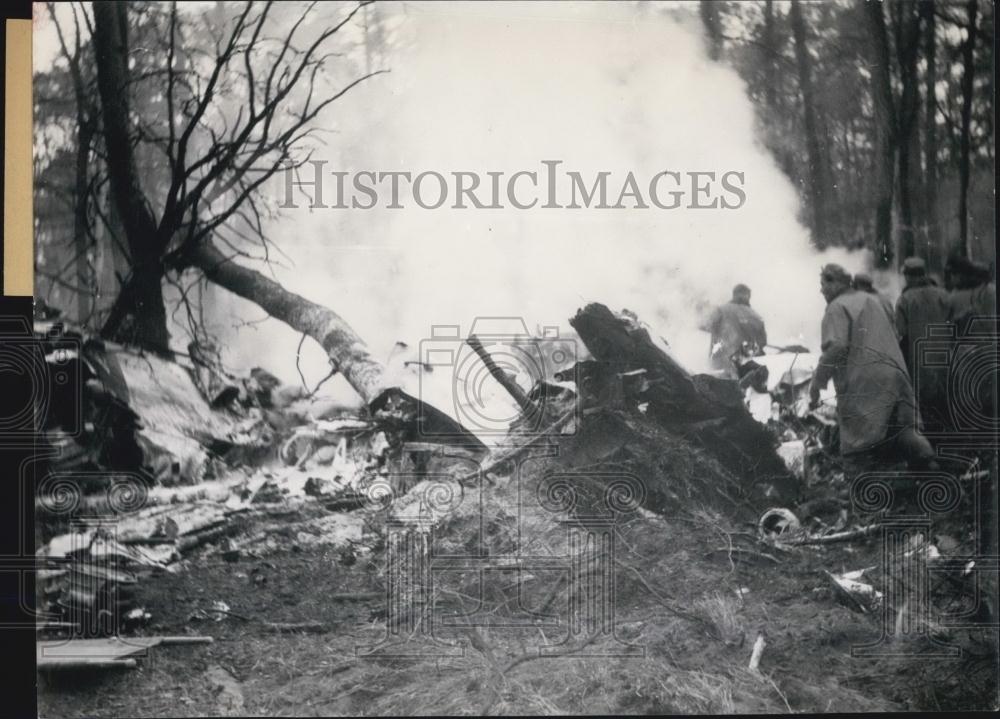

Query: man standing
[895,257,952,432]
[809,264,935,468]
[704,284,767,379]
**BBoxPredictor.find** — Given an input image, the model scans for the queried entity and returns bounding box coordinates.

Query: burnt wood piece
[570,303,794,493]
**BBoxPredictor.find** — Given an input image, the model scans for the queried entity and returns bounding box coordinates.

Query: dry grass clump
[693,590,747,647]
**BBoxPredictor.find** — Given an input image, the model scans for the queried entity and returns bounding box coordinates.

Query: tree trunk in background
[920,0,938,262]
[958,0,978,257]
[92,2,170,349]
[700,0,723,62]
[896,1,923,261]
[790,0,829,244]
[73,120,95,326]
[762,0,777,113]
[188,242,389,405]
[863,0,896,268]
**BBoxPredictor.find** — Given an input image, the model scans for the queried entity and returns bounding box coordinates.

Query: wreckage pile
[35,302,991,693]
[33,317,395,634]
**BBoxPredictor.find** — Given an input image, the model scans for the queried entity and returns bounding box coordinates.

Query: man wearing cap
[809,264,935,468]
[703,283,767,379]
[895,257,952,432]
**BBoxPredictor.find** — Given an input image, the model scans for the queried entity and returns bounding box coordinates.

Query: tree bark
[762,0,777,114]
[569,303,795,494]
[790,0,829,243]
[186,242,389,404]
[182,240,488,457]
[958,0,978,256]
[920,0,938,258]
[895,1,923,260]
[73,120,94,325]
[863,0,897,268]
[92,1,170,349]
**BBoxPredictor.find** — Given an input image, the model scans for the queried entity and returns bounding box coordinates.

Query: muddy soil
[38,501,998,716]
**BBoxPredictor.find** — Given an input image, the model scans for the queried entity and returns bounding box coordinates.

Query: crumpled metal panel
[108,347,236,440]
[100,347,243,483]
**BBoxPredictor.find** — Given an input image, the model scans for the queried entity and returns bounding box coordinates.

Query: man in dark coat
[945,256,997,430]
[895,257,952,432]
[703,284,767,379]
[948,256,997,331]
[809,264,935,468]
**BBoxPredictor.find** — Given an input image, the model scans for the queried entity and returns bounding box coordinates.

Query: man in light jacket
[809,264,935,468]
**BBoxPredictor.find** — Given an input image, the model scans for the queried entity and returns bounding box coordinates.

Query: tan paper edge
[4,18,33,297]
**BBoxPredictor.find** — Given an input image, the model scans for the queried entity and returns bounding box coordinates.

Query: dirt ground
[37,398,999,717]
[38,497,998,716]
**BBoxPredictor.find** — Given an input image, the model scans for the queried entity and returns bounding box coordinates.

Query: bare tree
[789,0,829,242]
[957,0,978,255]
[92,1,170,347]
[920,0,938,250]
[761,0,777,114]
[894,0,923,260]
[47,2,99,325]
[91,0,393,404]
[863,0,896,268]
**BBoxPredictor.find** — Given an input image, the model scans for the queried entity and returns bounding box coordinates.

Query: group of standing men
[811,255,995,470]
[706,255,996,471]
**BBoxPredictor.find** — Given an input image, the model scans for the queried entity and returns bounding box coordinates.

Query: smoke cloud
[206,1,869,400]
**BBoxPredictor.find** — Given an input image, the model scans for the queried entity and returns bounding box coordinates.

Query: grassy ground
[37,508,997,716]
[38,411,999,716]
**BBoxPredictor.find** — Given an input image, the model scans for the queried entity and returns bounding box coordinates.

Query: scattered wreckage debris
[35,319,276,492]
[34,298,992,715]
[758,507,802,539]
[825,569,884,615]
[37,528,173,636]
[37,636,213,671]
[748,632,767,673]
[188,604,331,633]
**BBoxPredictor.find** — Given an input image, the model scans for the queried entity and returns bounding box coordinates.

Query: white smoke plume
[200,1,869,399]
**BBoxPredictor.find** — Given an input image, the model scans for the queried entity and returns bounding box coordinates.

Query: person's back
[950,281,997,328]
[822,287,914,454]
[812,263,936,469]
[895,258,952,432]
[706,284,767,377]
[896,278,951,369]
[946,256,996,328]
[945,259,997,429]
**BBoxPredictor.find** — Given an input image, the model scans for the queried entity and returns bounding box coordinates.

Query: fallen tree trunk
[188,242,389,405]
[160,505,228,539]
[185,242,488,457]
